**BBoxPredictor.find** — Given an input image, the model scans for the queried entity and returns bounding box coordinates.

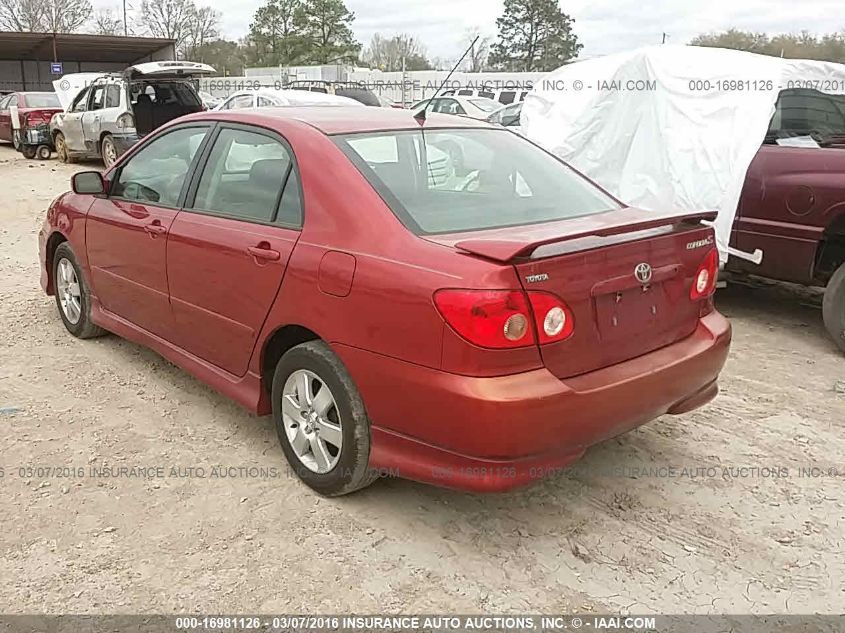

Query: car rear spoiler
[454,210,718,262]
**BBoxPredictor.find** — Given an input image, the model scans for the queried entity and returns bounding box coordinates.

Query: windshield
[469,98,499,112]
[25,93,60,107]
[335,128,620,235]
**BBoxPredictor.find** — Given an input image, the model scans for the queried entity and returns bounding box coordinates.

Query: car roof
[228,88,361,106]
[193,106,495,135]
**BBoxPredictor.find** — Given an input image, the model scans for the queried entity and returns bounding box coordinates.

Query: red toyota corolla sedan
[38,107,731,495]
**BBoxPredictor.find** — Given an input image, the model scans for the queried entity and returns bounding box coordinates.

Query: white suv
[51,61,215,167]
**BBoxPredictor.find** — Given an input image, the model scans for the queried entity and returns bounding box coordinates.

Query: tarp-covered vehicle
[523,45,845,351]
[50,61,215,167]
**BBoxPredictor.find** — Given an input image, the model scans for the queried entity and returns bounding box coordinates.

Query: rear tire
[101,134,117,168]
[55,132,76,164]
[271,341,378,496]
[52,242,107,339]
[823,262,845,353]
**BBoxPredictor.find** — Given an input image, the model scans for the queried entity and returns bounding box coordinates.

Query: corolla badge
[634,263,653,284]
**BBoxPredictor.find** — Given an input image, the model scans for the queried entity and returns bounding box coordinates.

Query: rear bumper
[335,311,731,492]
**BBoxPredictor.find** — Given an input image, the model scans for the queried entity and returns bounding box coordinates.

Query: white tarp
[521,45,845,263]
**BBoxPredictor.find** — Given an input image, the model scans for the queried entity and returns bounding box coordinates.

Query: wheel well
[815,217,845,284]
[44,232,68,294]
[261,325,320,394]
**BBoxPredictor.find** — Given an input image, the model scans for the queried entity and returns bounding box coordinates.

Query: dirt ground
[0,146,843,616]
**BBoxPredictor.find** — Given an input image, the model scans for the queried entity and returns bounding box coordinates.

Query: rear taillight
[116,113,135,130]
[434,289,574,349]
[527,292,575,344]
[23,109,53,125]
[434,289,532,349]
[690,248,718,300]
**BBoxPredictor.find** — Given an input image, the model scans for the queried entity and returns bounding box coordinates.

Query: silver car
[50,61,215,168]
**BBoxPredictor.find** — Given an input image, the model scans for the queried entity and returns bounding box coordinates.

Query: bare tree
[141,0,219,57]
[91,7,123,35]
[363,33,432,71]
[0,0,45,31]
[463,28,491,72]
[183,5,220,58]
[141,0,194,48]
[42,0,93,32]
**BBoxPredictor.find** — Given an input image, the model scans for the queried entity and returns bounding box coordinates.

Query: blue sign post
[50,62,63,75]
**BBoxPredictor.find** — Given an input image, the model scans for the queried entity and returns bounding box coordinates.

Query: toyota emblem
[634,263,653,284]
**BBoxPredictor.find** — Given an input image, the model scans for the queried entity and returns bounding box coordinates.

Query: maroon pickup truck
[727,88,845,351]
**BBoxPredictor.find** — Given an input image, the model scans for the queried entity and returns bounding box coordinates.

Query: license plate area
[595,283,667,340]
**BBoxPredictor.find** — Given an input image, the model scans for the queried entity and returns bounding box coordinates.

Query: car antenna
[414,36,480,124]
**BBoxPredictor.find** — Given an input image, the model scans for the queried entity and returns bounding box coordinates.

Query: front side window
[257,95,279,107]
[111,126,209,206]
[469,98,499,113]
[336,128,620,235]
[192,127,299,224]
[70,87,90,113]
[223,94,254,110]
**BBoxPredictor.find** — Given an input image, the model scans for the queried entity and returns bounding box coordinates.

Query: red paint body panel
[0,92,62,142]
[38,107,732,492]
[729,144,845,284]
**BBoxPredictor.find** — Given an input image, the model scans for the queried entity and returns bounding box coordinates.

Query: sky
[98,0,845,62]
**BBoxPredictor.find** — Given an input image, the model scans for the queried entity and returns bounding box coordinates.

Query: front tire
[52,242,106,339]
[823,262,845,353]
[54,132,76,164]
[271,341,377,496]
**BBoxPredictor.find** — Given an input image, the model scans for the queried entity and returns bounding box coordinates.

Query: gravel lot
[0,146,843,615]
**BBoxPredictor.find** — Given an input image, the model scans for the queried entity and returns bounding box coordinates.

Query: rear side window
[191,127,301,225]
[336,128,620,235]
[90,85,106,110]
[498,91,516,105]
[767,88,845,142]
[105,85,121,108]
[223,94,254,110]
[112,126,209,206]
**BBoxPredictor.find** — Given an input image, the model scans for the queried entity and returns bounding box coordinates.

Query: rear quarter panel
[247,121,537,379]
[732,145,845,283]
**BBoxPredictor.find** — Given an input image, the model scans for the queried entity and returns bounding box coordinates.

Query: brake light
[434,289,532,349]
[23,109,53,125]
[434,289,575,349]
[527,292,575,344]
[690,248,718,300]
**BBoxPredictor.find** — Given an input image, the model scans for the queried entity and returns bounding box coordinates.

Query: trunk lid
[427,208,718,378]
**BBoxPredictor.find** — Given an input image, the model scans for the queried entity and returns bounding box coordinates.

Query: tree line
[2,0,845,78]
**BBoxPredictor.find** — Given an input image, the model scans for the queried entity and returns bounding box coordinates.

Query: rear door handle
[248,243,280,261]
[144,222,167,236]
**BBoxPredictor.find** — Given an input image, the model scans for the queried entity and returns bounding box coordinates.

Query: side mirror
[71,171,106,195]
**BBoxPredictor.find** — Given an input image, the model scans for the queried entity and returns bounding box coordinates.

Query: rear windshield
[335,128,620,235]
[25,93,60,107]
[130,81,200,106]
[766,88,845,143]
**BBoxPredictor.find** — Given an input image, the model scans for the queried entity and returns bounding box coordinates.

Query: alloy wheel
[281,369,343,473]
[102,138,117,168]
[56,258,82,324]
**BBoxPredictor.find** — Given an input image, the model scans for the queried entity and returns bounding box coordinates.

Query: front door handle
[247,242,280,261]
[144,221,167,236]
